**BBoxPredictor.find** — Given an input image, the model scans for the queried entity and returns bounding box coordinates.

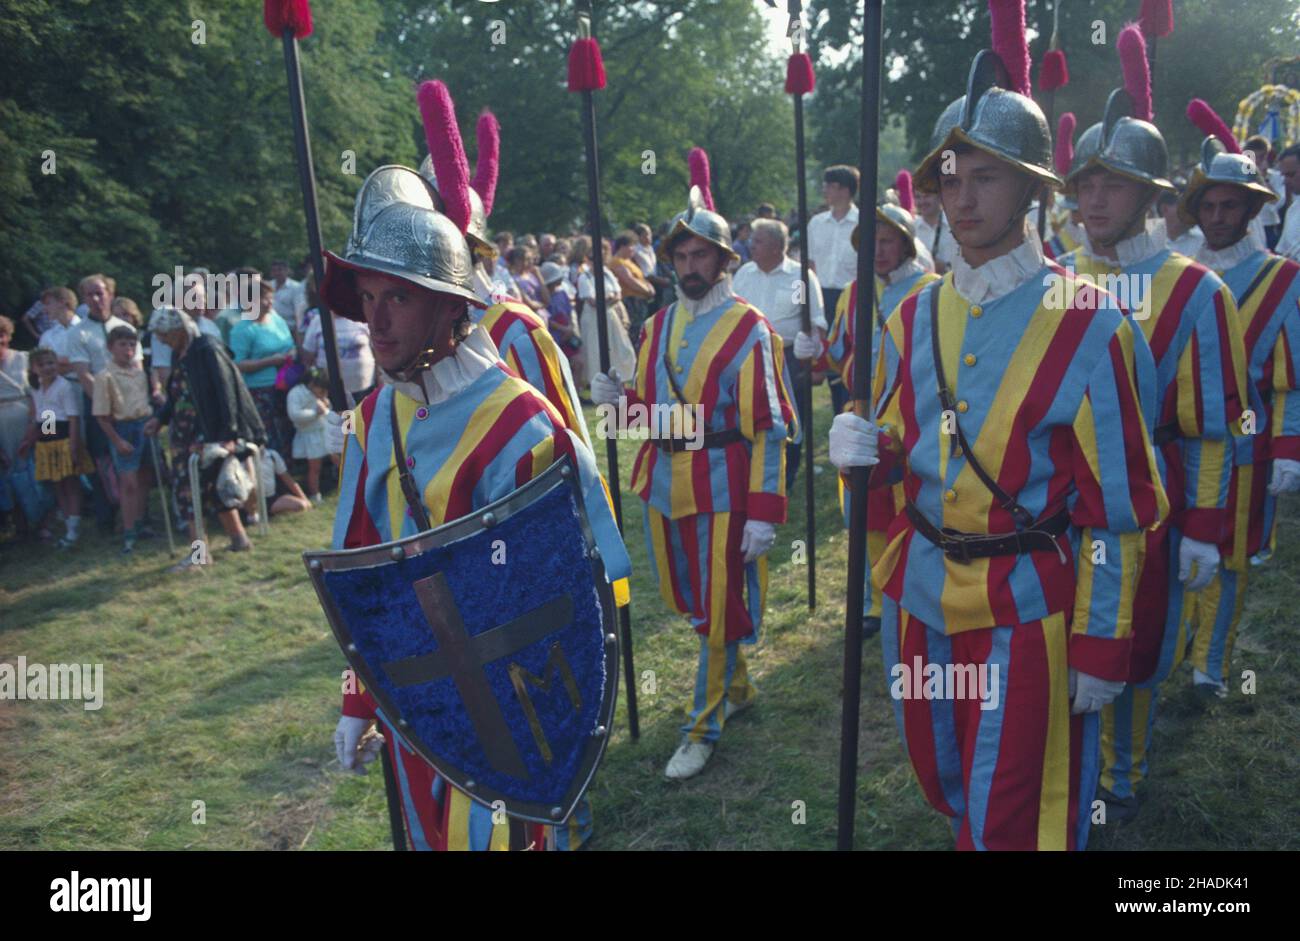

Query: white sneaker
[311,493,323,505]
[664,740,714,780]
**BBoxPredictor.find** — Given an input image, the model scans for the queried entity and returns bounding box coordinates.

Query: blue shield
[304,457,619,825]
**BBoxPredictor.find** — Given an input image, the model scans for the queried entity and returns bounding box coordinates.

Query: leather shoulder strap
[389,394,431,531]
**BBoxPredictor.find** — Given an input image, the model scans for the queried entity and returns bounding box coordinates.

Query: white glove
[325,411,345,455]
[1268,457,1300,495]
[333,716,384,774]
[1178,536,1220,592]
[1069,669,1126,714]
[739,520,776,563]
[793,330,821,361]
[589,369,623,407]
[828,412,880,470]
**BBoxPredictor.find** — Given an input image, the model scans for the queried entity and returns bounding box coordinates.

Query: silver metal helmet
[915,51,1061,193]
[852,204,918,256]
[657,185,740,264]
[1065,89,1173,193]
[1177,136,1280,225]
[321,165,479,321]
[417,155,495,260]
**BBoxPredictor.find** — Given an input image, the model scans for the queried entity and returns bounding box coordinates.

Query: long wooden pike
[836,0,884,853]
[263,0,403,851]
[784,0,818,610]
[262,0,346,414]
[568,0,639,740]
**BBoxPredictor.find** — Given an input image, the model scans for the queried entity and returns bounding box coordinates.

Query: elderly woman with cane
[143,308,266,571]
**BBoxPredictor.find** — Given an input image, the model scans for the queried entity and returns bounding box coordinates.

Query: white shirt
[39,316,82,358]
[578,266,622,302]
[915,213,958,268]
[632,242,657,276]
[66,314,142,372]
[32,375,82,423]
[731,256,826,341]
[807,205,860,289]
[273,279,307,331]
[1276,195,1300,262]
[303,313,376,397]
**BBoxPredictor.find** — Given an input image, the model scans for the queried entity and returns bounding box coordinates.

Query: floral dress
[164,365,218,525]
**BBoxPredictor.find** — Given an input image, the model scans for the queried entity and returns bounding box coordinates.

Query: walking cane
[244,443,271,536]
[149,437,175,555]
[188,451,205,551]
[568,0,640,740]
[836,0,883,852]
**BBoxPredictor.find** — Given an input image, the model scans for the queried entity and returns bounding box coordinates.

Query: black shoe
[1097,786,1141,826]
[862,616,882,639]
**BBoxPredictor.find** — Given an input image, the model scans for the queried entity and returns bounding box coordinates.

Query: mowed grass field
[2,384,1297,850]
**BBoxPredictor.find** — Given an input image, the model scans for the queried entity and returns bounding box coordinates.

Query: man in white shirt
[733,218,825,488]
[270,261,307,332]
[807,165,860,416]
[1273,144,1300,261]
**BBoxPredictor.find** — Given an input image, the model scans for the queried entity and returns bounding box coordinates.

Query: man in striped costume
[1055,33,1248,822]
[322,107,629,850]
[828,33,1167,850]
[591,173,798,781]
[1177,104,1300,699]
[821,198,938,636]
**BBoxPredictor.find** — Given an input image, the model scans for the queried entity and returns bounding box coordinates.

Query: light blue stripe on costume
[1104,684,1140,799]
[1089,328,1143,534]
[466,799,495,851]
[963,626,1012,851]
[1082,529,1123,639]
[380,713,431,851]
[921,624,967,823]
[1143,528,1189,686]
[332,421,368,549]
[1075,711,1100,850]
[362,386,397,543]
[1204,568,1240,680]
[879,598,908,751]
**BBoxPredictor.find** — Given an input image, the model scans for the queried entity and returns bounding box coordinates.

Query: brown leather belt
[654,427,744,453]
[904,501,1070,564]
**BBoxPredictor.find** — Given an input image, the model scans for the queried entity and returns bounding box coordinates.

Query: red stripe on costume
[1146,264,1204,362]
[445,384,554,520]
[1243,262,1295,354]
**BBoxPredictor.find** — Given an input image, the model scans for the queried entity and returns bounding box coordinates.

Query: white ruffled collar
[1195,236,1260,274]
[880,257,927,287]
[378,323,501,406]
[1079,218,1168,267]
[951,229,1046,305]
[674,274,735,318]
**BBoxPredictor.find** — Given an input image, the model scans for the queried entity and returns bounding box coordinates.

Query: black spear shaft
[837,0,883,852]
[793,80,817,611]
[280,30,346,414]
[579,54,640,743]
[280,26,402,850]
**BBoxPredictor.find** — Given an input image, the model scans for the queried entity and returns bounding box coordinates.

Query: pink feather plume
[263,0,313,39]
[988,0,1031,97]
[1054,113,1076,177]
[1187,99,1241,154]
[416,80,472,233]
[1117,24,1152,122]
[1139,0,1175,39]
[894,170,914,213]
[1039,48,1069,92]
[472,109,500,218]
[688,147,715,212]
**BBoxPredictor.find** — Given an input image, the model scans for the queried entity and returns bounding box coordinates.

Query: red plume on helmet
[785,52,816,96]
[1054,113,1076,177]
[416,80,472,234]
[472,109,500,218]
[1187,99,1242,154]
[894,170,914,213]
[988,0,1031,97]
[1139,0,1175,38]
[263,0,313,39]
[1039,49,1069,92]
[567,37,607,92]
[688,147,716,212]
[1116,25,1152,122]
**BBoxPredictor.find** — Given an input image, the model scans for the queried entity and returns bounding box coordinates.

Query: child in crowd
[26,347,93,547]
[93,326,154,552]
[286,368,339,503]
[246,446,313,523]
